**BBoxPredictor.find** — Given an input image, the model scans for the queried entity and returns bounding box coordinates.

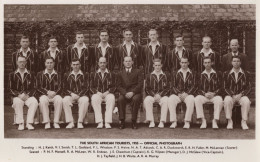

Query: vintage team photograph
[3,4,256,139]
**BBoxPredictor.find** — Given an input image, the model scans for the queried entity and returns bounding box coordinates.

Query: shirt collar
[149,41,160,47]
[200,48,213,54]
[73,43,87,49]
[175,46,186,53]
[202,68,216,75]
[98,42,111,48]
[47,47,60,52]
[70,70,83,76]
[44,69,57,75]
[97,68,109,73]
[232,51,239,56]
[178,68,191,74]
[151,70,164,75]
[15,68,29,74]
[123,41,135,46]
[19,47,31,53]
[125,67,132,72]
[230,68,244,74]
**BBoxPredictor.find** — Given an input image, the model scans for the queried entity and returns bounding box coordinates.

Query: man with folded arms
[62,58,89,129]
[36,56,63,129]
[143,58,170,128]
[9,56,38,130]
[90,57,116,129]
[195,57,223,129]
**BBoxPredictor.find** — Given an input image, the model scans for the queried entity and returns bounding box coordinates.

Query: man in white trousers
[90,57,116,129]
[168,57,197,129]
[9,56,38,130]
[62,58,89,129]
[36,56,63,129]
[143,58,170,128]
[195,57,223,129]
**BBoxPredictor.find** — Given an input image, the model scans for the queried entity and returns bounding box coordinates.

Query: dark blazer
[168,48,193,72]
[223,69,251,96]
[63,71,89,97]
[222,52,249,72]
[145,71,170,97]
[9,70,36,97]
[12,48,38,73]
[117,68,143,95]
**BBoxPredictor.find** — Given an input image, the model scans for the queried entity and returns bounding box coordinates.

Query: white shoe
[66,122,75,129]
[77,123,84,129]
[105,123,111,129]
[18,123,24,131]
[212,119,218,129]
[200,119,207,129]
[241,120,249,130]
[227,119,233,129]
[26,123,34,130]
[53,123,60,129]
[97,122,103,129]
[170,122,177,129]
[183,121,190,129]
[149,121,155,128]
[158,122,164,128]
[45,123,51,129]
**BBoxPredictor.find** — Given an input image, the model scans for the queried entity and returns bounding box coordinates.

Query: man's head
[202,36,212,49]
[148,29,158,42]
[174,35,184,47]
[20,36,30,49]
[71,58,81,72]
[99,30,109,43]
[17,56,27,69]
[123,56,133,69]
[123,29,133,42]
[48,37,58,48]
[203,57,213,70]
[180,57,189,70]
[153,58,162,72]
[75,31,84,44]
[45,56,55,70]
[230,39,239,53]
[98,57,107,70]
[231,56,241,69]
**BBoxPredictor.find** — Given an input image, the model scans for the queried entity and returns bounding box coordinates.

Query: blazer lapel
[229,73,236,83]
[15,72,23,83]
[129,44,135,56]
[236,72,244,83]
[185,72,191,83]
[73,47,79,58]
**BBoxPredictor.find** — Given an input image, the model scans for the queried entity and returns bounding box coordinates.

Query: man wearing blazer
[168,57,197,129]
[36,56,63,129]
[62,58,89,129]
[223,56,251,130]
[117,56,144,129]
[9,56,38,130]
[143,58,170,128]
[66,31,91,73]
[222,39,249,72]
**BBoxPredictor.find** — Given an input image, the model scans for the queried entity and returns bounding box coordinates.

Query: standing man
[141,29,168,75]
[117,56,143,129]
[223,56,251,130]
[90,57,116,129]
[143,58,170,128]
[92,30,116,71]
[195,57,223,129]
[168,57,197,129]
[36,56,63,129]
[39,37,65,74]
[66,31,91,73]
[168,35,193,72]
[193,36,221,73]
[62,58,89,129]
[117,29,142,70]
[222,39,249,72]
[9,56,38,130]
[12,36,38,73]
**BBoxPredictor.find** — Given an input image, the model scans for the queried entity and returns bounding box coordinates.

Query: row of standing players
[9,29,251,131]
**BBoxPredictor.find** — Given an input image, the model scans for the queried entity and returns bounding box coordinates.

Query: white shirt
[200,48,213,57]
[19,47,31,57]
[98,43,111,56]
[149,41,160,55]
[202,68,216,79]
[175,46,186,59]
[73,43,87,58]
[123,41,135,56]
[232,51,239,56]
[125,67,132,74]
[178,68,191,81]
[44,69,57,79]
[97,68,109,78]
[230,68,244,82]
[70,70,83,80]
[16,69,29,81]
[47,48,60,59]
[151,70,164,80]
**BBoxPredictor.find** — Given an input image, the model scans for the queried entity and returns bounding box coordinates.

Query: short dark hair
[149,29,158,34]
[153,58,162,64]
[181,57,189,62]
[203,56,212,62]
[45,56,55,62]
[175,35,184,40]
[17,55,27,61]
[99,29,109,35]
[123,28,132,33]
[20,36,29,41]
[76,31,84,35]
[232,55,241,62]
[71,58,80,63]
[49,37,57,42]
[202,36,212,42]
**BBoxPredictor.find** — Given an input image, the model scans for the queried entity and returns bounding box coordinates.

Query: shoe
[227,119,233,129]
[97,122,103,129]
[45,122,51,129]
[212,119,219,129]
[18,123,24,131]
[26,123,34,130]
[241,120,249,130]
[183,121,190,129]
[53,123,60,129]
[66,122,75,129]
[158,122,164,128]
[119,122,125,129]
[132,122,137,129]
[200,118,207,129]
[105,123,111,129]
[170,122,177,129]
[77,123,84,129]
[149,121,155,128]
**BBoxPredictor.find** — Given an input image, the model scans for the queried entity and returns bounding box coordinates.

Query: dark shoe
[132,122,137,129]
[119,120,125,129]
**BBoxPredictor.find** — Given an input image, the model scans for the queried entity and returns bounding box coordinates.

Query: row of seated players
[11,29,249,77]
[9,54,251,131]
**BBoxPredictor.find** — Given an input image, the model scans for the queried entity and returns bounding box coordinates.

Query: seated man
[223,56,252,130]
[90,57,116,129]
[143,58,170,128]
[62,58,89,129]
[195,57,223,129]
[117,56,143,129]
[36,56,63,129]
[168,57,197,129]
[9,56,38,130]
